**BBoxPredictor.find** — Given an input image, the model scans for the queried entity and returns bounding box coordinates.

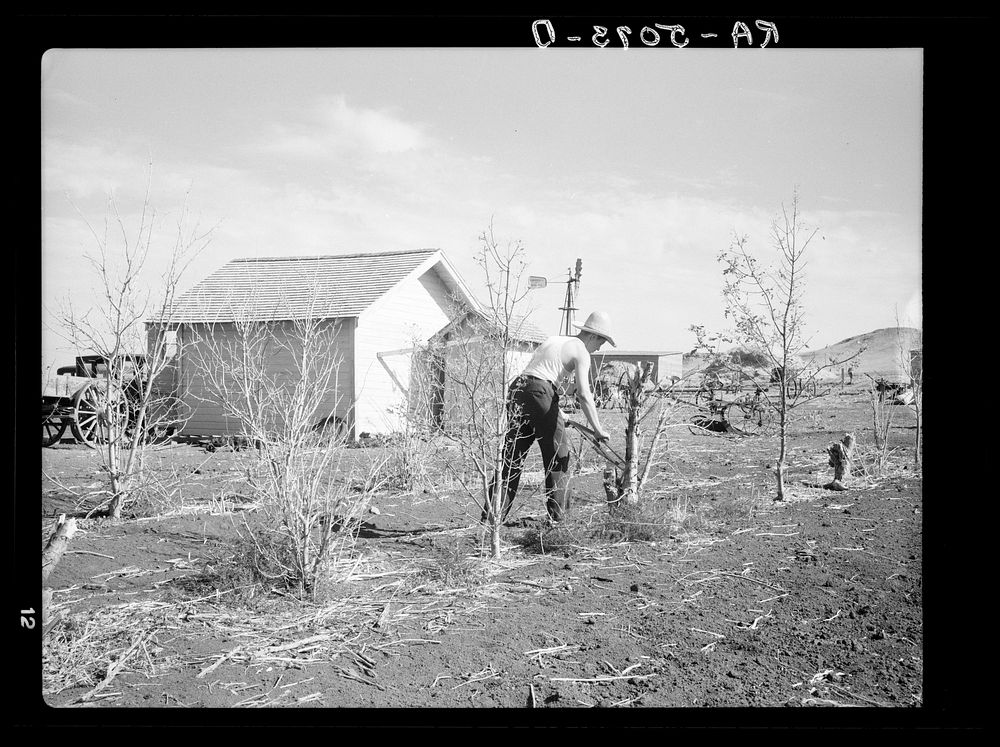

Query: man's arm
[567,343,611,441]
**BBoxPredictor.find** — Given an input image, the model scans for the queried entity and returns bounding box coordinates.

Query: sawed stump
[824,433,856,491]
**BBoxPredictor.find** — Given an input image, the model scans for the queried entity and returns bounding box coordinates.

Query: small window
[163,330,179,359]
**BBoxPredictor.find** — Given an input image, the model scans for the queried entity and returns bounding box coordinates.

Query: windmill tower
[559,258,583,336]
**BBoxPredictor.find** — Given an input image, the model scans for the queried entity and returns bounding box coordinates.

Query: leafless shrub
[854,385,899,480]
[189,294,389,597]
[715,191,862,500]
[416,224,537,559]
[51,170,212,518]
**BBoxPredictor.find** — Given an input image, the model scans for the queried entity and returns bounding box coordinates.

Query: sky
[40,47,922,370]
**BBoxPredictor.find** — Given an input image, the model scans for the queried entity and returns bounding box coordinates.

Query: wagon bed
[41,373,113,447]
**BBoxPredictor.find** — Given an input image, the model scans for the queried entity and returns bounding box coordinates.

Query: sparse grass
[662,495,712,534]
[372,429,440,492]
[508,492,718,549]
[165,561,264,608]
[601,494,713,542]
[602,502,669,542]
[514,522,583,557]
[417,537,481,588]
[710,484,767,525]
[851,438,900,484]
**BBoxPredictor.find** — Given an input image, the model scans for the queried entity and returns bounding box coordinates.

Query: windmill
[558,258,583,336]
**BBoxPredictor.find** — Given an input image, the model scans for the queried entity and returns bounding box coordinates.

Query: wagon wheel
[42,411,67,447]
[728,399,771,435]
[687,415,712,435]
[726,402,759,435]
[71,382,127,447]
[695,385,717,408]
[687,412,724,436]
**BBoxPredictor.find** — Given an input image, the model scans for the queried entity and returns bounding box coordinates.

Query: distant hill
[801,327,921,383]
[681,327,922,385]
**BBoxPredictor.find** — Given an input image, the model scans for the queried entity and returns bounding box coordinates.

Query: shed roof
[435,308,549,346]
[500,314,549,344]
[167,249,444,323]
[594,350,684,358]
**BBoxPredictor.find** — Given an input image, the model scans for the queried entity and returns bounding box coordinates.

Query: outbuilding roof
[434,308,550,346]
[594,350,684,358]
[167,249,446,323]
[496,314,549,344]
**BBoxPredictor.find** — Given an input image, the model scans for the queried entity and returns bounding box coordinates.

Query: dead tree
[824,433,855,491]
[718,191,861,501]
[430,226,534,559]
[54,170,211,519]
[42,514,77,628]
[41,514,77,585]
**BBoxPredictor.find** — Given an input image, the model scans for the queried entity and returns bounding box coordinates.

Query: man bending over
[486,310,616,524]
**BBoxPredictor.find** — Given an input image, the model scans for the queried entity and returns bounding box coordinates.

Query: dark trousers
[487,375,573,522]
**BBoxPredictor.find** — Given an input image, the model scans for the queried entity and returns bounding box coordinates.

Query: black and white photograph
[18,13,983,729]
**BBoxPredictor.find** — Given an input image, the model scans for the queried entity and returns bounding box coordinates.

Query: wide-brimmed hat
[573,311,616,347]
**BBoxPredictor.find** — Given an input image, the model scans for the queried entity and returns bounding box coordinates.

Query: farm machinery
[592,360,774,437]
[683,380,772,435]
[41,354,181,447]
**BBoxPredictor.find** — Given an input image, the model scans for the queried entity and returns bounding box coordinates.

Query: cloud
[324,97,428,154]
[42,139,140,200]
[258,96,431,159]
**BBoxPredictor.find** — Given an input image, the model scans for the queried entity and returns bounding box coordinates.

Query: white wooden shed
[592,350,684,387]
[158,248,479,439]
[423,309,548,430]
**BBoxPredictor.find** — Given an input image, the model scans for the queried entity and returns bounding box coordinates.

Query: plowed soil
[30,386,961,728]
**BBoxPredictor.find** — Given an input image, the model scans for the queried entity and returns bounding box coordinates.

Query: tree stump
[42,514,77,586]
[603,466,638,508]
[824,433,855,491]
[603,467,618,505]
[42,514,77,632]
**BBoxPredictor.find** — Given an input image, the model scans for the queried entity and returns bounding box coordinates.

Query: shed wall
[176,318,355,437]
[353,266,454,435]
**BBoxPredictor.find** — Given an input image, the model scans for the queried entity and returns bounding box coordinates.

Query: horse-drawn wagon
[41,354,180,447]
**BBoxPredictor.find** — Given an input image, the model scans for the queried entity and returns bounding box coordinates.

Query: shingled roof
[433,308,550,346]
[500,314,549,344]
[168,249,441,323]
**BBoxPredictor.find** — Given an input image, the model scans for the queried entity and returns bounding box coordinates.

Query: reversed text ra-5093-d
[531,19,779,49]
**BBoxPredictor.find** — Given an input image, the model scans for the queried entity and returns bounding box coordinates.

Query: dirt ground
[28,385,964,727]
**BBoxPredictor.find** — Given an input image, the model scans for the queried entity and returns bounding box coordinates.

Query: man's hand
[594,426,611,442]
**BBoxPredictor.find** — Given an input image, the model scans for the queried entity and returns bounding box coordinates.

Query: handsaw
[565,420,627,470]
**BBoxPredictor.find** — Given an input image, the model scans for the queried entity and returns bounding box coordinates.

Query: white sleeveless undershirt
[521,335,574,385]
